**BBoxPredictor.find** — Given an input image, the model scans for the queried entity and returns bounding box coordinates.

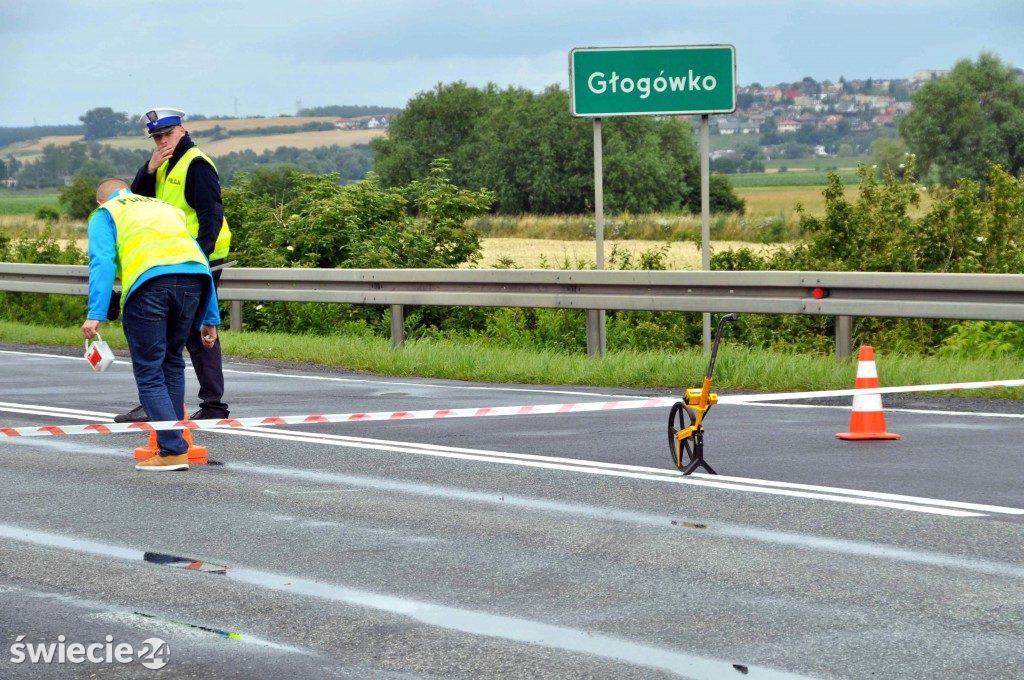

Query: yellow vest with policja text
[155,147,232,260]
[99,193,210,298]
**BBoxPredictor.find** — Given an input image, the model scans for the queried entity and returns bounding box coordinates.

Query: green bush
[711,160,1024,354]
[34,205,61,221]
[58,174,102,220]
[0,229,88,326]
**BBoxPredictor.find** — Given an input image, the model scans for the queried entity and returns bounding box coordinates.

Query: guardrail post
[390,304,405,349]
[230,301,242,333]
[835,315,852,360]
[586,309,606,357]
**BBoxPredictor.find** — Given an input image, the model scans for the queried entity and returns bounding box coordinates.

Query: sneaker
[114,405,149,423]
[189,407,229,421]
[135,453,189,472]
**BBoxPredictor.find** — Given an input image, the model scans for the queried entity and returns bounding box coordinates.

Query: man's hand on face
[146,127,182,173]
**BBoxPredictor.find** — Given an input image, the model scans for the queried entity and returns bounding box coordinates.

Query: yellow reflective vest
[155,147,232,260]
[99,193,209,296]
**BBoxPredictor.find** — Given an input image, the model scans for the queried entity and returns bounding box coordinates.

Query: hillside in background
[0,114,390,189]
[1,116,387,165]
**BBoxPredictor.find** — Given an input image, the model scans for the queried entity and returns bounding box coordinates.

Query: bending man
[83,179,219,471]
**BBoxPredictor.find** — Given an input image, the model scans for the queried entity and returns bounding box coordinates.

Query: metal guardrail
[3,263,1024,358]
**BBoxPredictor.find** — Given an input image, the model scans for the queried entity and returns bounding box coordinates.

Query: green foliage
[869,137,911,178]
[15,142,148,189]
[33,205,60,221]
[0,229,88,326]
[78,107,132,141]
[708,174,746,213]
[226,160,492,271]
[711,160,1024,353]
[223,160,494,334]
[940,321,1024,359]
[899,53,1024,186]
[58,174,102,220]
[370,81,744,216]
[217,145,374,186]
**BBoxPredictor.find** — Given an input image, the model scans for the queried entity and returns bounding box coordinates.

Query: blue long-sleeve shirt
[86,189,221,327]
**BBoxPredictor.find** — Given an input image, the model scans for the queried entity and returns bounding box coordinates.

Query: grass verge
[4,320,1021,399]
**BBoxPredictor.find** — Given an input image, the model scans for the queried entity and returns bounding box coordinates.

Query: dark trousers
[122,274,205,456]
[183,261,228,414]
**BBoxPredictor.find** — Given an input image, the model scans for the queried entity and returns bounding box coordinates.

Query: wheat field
[2,118,385,162]
[465,238,786,270]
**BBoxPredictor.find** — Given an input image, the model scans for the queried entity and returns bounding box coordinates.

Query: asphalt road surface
[0,344,1022,679]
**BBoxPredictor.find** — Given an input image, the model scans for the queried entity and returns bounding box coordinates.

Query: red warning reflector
[812,287,829,299]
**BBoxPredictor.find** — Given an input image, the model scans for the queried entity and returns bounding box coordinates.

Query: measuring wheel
[667,401,699,471]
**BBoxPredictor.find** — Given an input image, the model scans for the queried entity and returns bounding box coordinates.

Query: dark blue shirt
[131,133,225,258]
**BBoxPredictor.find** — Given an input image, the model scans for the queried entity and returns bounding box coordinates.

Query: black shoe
[114,404,149,423]
[189,407,230,421]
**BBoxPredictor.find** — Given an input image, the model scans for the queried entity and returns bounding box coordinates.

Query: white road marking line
[0,401,116,419]
[0,522,813,679]
[218,427,988,517]
[0,396,1016,517]
[0,349,652,400]
[745,401,1024,419]
[217,427,1024,515]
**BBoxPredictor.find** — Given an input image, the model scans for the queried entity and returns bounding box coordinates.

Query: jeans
[122,274,205,456]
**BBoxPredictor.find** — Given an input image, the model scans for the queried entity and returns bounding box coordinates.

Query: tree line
[5,53,1023,222]
[370,82,745,215]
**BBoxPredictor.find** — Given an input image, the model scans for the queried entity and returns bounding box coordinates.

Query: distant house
[365,115,391,129]
[872,114,895,126]
[747,113,769,127]
[716,119,760,135]
[783,89,801,100]
[334,118,356,130]
[776,120,802,133]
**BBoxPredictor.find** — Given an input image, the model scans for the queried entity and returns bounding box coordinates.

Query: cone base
[134,429,209,465]
[836,432,901,440]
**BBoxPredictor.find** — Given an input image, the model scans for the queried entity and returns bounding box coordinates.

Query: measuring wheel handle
[665,312,738,475]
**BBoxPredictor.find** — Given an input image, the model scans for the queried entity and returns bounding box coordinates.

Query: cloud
[2,0,1023,126]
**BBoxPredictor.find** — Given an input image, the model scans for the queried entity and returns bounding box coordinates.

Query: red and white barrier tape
[1,378,1022,439]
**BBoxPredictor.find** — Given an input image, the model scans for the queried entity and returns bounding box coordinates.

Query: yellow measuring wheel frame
[667,313,737,475]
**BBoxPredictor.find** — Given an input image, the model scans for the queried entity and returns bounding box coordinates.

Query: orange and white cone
[836,346,900,440]
[133,405,209,464]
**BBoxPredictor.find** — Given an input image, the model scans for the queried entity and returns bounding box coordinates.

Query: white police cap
[140,107,186,136]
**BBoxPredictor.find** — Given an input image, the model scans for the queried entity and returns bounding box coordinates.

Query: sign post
[569,45,736,353]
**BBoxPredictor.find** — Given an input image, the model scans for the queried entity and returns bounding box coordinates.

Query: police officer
[115,107,231,423]
[83,179,220,471]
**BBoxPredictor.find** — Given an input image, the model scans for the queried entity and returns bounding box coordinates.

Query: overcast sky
[2,0,1022,127]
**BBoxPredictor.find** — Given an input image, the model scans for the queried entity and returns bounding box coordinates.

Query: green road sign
[570,45,736,117]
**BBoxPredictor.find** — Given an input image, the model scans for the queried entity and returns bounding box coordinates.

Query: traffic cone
[836,346,900,440]
[133,405,209,464]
